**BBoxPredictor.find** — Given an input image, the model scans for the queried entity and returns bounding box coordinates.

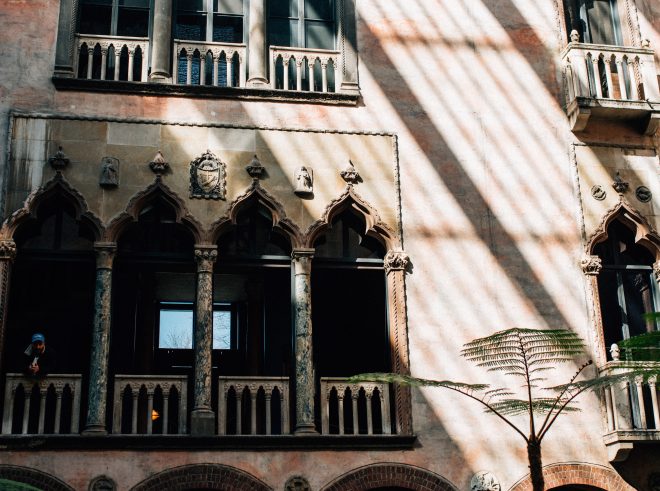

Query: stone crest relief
[190,149,226,199]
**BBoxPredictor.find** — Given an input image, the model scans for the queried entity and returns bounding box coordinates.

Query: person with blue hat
[23,332,56,378]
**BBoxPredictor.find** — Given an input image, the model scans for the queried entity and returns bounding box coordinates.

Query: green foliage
[618,331,660,362]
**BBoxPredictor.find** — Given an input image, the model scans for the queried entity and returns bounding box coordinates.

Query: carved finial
[612,172,629,194]
[48,146,69,171]
[246,155,265,180]
[570,29,580,43]
[340,160,361,185]
[610,343,620,361]
[642,38,651,48]
[149,150,169,175]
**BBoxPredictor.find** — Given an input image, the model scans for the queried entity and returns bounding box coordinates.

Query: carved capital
[0,240,17,261]
[384,250,410,273]
[292,248,314,275]
[94,242,117,269]
[195,246,218,273]
[653,261,660,283]
[581,255,602,276]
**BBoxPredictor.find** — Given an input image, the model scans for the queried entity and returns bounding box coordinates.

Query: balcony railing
[562,41,660,133]
[75,34,149,82]
[173,40,247,87]
[218,376,290,435]
[112,375,188,435]
[270,46,340,93]
[320,378,392,435]
[1,374,82,435]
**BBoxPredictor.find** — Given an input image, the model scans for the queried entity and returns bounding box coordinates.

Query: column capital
[581,255,602,276]
[384,250,409,273]
[0,240,17,261]
[653,261,660,283]
[292,248,314,275]
[94,242,117,269]
[195,245,218,273]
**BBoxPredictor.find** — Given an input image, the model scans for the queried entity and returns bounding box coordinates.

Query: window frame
[174,0,246,44]
[78,0,153,38]
[267,0,337,50]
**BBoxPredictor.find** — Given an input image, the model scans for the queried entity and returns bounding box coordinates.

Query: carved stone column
[149,0,173,82]
[581,254,608,366]
[384,250,411,435]
[0,240,16,372]
[292,249,317,434]
[191,245,217,435]
[246,0,268,87]
[84,242,116,434]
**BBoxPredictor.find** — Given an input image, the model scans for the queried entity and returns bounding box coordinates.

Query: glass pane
[178,0,206,11]
[268,18,298,47]
[175,13,206,40]
[159,310,193,349]
[81,0,112,5]
[119,0,149,7]
[268,0,298,18]
[306,20,334,49]
[213,15,243,43]
[305,0,334,20]
[213,311,232,349]
[79,5,112,35]
[117,8,149,37]
[215,0,244,15]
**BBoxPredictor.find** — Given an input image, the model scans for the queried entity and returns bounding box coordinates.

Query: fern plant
[350,327,660,491]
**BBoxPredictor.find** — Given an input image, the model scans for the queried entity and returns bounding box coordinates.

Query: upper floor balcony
[599,344,660,462]
[561,35,660,135]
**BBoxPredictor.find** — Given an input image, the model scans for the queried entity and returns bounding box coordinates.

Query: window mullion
[111,0,120,35]
[299,0,305,47]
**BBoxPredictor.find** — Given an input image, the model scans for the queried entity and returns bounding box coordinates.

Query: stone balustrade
[75,34,149,82]
[563,43,660,102]
[1,374,81,435]
[218,376,289,435]
[112,375,187,435]
[320,378,392,435]
[173,40,247,87]
[269,46,340,93]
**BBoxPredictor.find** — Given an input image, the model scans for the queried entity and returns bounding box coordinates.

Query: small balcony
[75,34,149,82]
[599,348,660,462]
[269,46,340,93]
[561,41,660,134]
[173,40,247,88]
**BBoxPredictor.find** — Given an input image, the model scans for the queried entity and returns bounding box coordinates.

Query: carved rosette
[0,240,17,261]
[190,150,227,200]
[48,146,70,171]
[384,250,410,273]
[581,255,602,276]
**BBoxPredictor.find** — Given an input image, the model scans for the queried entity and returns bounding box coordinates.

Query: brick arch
[130,463,272,491]
[320,463,458,491]
[0,465,74,491]
[508,463,634,491]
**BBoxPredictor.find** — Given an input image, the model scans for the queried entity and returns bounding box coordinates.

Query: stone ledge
[567,96,660,134]
[51,77,360,106]
[0,434,416,451]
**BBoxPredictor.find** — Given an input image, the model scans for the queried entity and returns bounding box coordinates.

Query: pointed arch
[305,185,399,250]
[105,177,203,243]
[586,197,660,260]
[0,173,103,241]
[210,180,303,248]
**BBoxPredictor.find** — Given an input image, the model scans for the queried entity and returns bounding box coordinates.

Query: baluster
[37,386,47,434]
[283,57,290,90]
[162,392,169,435]
[131,390,139,434]
[239,54,246,87]
[366,389,373,435]
[321,60,328,93]
[200,54,206,85]
[250,388,257,435]
[635,377,647,429]
[649,377,659,429]
[186,54,193,85]
[141,43,149,81]
[218,383,227,435]
[296,58,303,90]
[54,391,63,434]
[147,389,154,435]
[265,391,272,435]
[627,58,638,100]
[381,386,392,435]
[128,49,135,82]
[592,55,603,98]
[321,384,330,434]
[616,60,627,100]
[604,385,615,431]
[271,55,277,89]
[22,386,31,434]
[352,391,359,435]
[603,54,613,98]
[2,385,17,434]
[308,59,315,91]
[338,390,345,435]
[213,53,219,86]
[100,46,108,80]
[87,46,94,79]
[114,48,121,81]
[282,385,289,434]
[71,380,81,434]
[236,386,242,435]
[227,52,234,87]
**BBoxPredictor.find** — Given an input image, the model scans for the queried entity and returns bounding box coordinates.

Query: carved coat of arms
[190,149,226,199]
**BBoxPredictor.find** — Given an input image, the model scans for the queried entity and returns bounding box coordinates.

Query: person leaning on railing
[23,332,56,378]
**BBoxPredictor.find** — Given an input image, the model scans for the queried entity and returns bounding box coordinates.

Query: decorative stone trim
[94,242,116,270]
[194,246,218,273]
[0,240,17,261]
[130,464,272,491]
[90,475,116,491]
[285,476,311,491]
[320,463,458,491]
[48,146,70,171]
[580,255,602,276]
[0,465,74,491]
[246,155,265,180]
[654,261,660,283]
[384,250,410,273]
[149,151,169,175]
[339,160,360,185]
[508,462,634,491]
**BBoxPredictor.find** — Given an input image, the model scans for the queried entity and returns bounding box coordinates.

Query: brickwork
[0,465,74,491]
[508,463,635,491]
[320,463,458,491]
[129,463,272,491]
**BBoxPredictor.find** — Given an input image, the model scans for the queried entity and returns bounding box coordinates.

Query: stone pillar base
[294,424,318,435]
[149,73,173,84]
[247,77,269,88]
[191,409,216,436]
[82,425,108,435]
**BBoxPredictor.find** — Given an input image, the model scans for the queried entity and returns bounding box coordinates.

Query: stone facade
[0,0,659,490]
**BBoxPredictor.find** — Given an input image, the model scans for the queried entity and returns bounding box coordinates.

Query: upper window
[566,0,622,45]
[267,0,336,50]
[79,0,150,37]
[175,0,245,43]
[158,302,237,350]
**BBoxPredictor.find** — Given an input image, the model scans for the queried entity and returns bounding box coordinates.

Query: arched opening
[549,486,606,490]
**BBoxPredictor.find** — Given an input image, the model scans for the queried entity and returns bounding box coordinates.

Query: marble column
[149,0,173,83]
[292,248,317,434]
[83,242,116,434]
[191,245,217,435]
[246,0,269,87]
[0,240,16,373]
[384,250,411,435]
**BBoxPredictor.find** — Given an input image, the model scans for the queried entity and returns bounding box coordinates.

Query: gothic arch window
[593,219,659,359]
[6,193,96,375]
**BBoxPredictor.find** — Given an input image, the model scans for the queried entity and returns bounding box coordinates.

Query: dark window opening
[564,0,622,45]
[79,0,149,37]
[175,0,244,43]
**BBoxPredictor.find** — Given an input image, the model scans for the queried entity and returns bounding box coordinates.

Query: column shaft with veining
[247,0,268,87]
[150,0,173,82]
